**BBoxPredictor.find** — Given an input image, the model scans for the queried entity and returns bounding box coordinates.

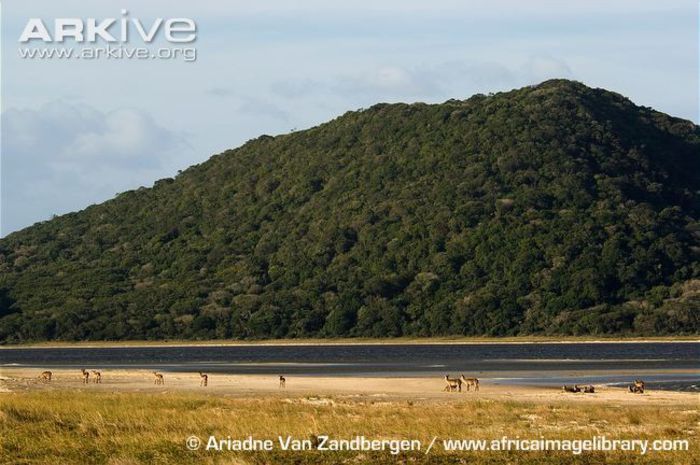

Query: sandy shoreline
[2,336,698,349]
[1,367,697,406]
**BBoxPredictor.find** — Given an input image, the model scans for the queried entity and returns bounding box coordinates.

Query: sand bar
[1,367,697,406]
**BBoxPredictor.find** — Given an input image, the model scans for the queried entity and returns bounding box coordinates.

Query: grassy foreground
[0,391,697,465]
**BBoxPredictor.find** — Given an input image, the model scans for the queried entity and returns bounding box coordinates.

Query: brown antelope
[279,375,286,389]
[562,385,580,393]
[91,371,102,384]
[628,379,645,394]
[443,375,462,392]
[80,369,90,384]
[153,371,164,385]
[39,371,52,382]
[460,375,479,392]
[199,372,208,387]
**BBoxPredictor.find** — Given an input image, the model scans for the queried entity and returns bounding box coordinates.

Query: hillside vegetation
[1,80,699,342]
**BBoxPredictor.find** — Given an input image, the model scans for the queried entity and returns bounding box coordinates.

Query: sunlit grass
[0,391,697,464]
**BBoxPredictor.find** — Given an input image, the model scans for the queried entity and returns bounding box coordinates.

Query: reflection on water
[1,342,697,391]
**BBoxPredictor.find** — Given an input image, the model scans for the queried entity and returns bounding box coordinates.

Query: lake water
[1,342,698,391]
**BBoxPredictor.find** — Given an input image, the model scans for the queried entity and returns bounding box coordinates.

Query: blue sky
[1,0,698,235]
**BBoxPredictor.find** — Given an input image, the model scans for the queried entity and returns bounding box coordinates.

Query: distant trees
[0,79,699,342]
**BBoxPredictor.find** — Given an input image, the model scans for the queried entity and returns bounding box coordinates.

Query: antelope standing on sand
[153,371,164,385]
[199,372,208,387]
[91,371,102,384]
[279,375,286,389]
[39,371,52,382]
[443,375,462,392]
[81,369,90,384]
[460,375,479,392]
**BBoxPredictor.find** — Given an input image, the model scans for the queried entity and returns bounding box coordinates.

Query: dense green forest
[1,79,699,343]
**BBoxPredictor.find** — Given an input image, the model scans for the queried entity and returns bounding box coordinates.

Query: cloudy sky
[1,0,698,235]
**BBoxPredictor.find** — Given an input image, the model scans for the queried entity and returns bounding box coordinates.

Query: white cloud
[522,55,573,82]
[1,102,191,234]
[68,109,181,164]
[4,102,185,165]
[273,57,573,104]
[328,65,442,100]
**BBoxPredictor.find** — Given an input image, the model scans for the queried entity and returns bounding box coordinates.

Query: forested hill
[1,79,699,343]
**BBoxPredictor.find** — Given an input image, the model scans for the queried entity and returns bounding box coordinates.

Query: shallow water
[1,342,697,390]
[489,372,700,392]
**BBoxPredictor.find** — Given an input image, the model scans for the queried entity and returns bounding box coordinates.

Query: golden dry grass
[0,391,697,465]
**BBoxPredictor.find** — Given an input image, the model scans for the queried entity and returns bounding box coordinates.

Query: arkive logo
[19,10,197,43]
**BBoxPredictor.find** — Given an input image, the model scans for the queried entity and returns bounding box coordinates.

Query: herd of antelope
[562,384,595,393]
[79,368,102,384]
[35,370,648,395]
[35,369,290,389]
[561,379,647,394]
[443,374,480,392]
[442,374,648,395]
